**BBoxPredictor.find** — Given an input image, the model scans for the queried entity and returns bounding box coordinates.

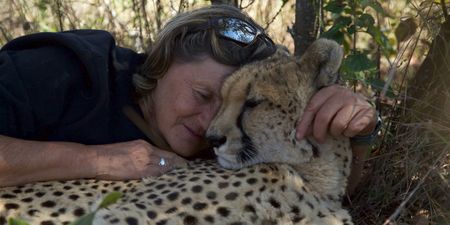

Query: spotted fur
[0,39,353,225]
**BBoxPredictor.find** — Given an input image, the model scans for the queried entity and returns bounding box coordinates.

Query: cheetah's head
[206,39,343,169]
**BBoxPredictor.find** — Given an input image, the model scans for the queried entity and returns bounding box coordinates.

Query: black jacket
[0,30,148,144]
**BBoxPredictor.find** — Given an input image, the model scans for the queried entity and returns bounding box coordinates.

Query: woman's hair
[133,4,275,100]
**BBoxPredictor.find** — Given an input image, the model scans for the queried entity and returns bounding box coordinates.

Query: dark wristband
[350,113,382,145]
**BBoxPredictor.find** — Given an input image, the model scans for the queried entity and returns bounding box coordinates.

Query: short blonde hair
[133,5,275,100]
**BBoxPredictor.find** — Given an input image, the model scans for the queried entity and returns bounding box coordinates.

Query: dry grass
[349,2,450,220]
[1,0,449,224]
[350,118,449,224]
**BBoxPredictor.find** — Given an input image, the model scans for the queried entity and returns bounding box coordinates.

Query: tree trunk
[397,16,450,219]
[293,0,319,57]
[408,16,450,126]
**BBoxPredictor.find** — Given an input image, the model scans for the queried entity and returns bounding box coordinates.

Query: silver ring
[158,157,167,166]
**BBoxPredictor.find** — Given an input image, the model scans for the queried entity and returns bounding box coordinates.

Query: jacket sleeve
[0,30,116,140]
[0,44,84,139]
[0,49,33,138]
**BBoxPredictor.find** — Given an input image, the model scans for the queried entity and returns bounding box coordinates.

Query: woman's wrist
[85,144,109,180]
[43,141,98,180]
[347,143,371,194]
[350,143,370,162]
[79,144,99,179]
[0,137,97,186]
[350,112,382,145]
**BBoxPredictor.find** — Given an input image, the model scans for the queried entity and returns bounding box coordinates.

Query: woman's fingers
[329,105,355,137]
[296,85,341,140]
[94,139,187,179]
[296,85,377,141]
[147,149,187,176]
[343,107,377,137]
[312,92,353,142]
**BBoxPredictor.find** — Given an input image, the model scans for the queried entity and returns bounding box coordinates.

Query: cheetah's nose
[206,135,227,148]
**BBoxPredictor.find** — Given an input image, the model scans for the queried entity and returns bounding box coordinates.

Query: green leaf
[366,25,394,56]
[8,218,30,225]
[395,18,417,43]
[324,1,347,14]
[341,70,366,81]
[68,192,123,225]
[356,13,375,28]
[361,0,389,16]
[343,7,353,14]
[367,78,395,98]
[69,212,96,225]
[98,192,123,209]
[321,28,345,44]
[322,24,343,36]
[335,16,353,27]
[347,25,357,34]
[341,53,377,72]
[36,0,50,12]
[321,16,352,44]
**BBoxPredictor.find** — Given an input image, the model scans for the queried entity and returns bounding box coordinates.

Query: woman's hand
[296,85,377,143]
[94,139,187,180]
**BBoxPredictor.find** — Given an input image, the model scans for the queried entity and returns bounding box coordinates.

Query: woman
[0,5,378,190]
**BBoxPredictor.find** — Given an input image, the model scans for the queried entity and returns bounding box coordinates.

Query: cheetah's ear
[298,39,343,88]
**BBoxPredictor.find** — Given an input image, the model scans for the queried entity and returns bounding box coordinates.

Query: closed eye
[193,89,213,102]
[244,98,265,108]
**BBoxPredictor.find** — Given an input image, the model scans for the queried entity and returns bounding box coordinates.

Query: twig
[168,0,177,13]
[0,25,11,43]
[156,0,163,30]
[375,11,381,111]
[141,0,152,44]
[381,2,431,99]
[64,2,77,30]
[263,0,288,30]
[54,0,64,31]
[352,0,357,92]
[440,0,448,19]
[177,0,186,13]
[240,0,255,10]
[10,0,35,33]
[380,65,396,99]
[132,0,145,50]
[379,3,433,151]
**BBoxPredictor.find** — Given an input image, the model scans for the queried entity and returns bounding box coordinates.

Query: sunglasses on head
[198,17,275,47]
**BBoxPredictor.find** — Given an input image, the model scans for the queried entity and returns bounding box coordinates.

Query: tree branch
[293,0,319,57]
[440,0,448,19]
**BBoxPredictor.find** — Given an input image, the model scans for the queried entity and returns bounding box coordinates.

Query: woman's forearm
[347,143,370,195]
[0,135,97,187]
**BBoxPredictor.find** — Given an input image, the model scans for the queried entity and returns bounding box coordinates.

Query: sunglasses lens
[217,18,258,44]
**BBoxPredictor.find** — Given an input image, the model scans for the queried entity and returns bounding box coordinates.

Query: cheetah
[0,39,353,225]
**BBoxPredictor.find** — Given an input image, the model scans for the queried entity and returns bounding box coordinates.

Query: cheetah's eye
[244,98,264,108]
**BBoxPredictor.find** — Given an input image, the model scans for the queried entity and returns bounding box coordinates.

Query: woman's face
[150,56,236,157]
